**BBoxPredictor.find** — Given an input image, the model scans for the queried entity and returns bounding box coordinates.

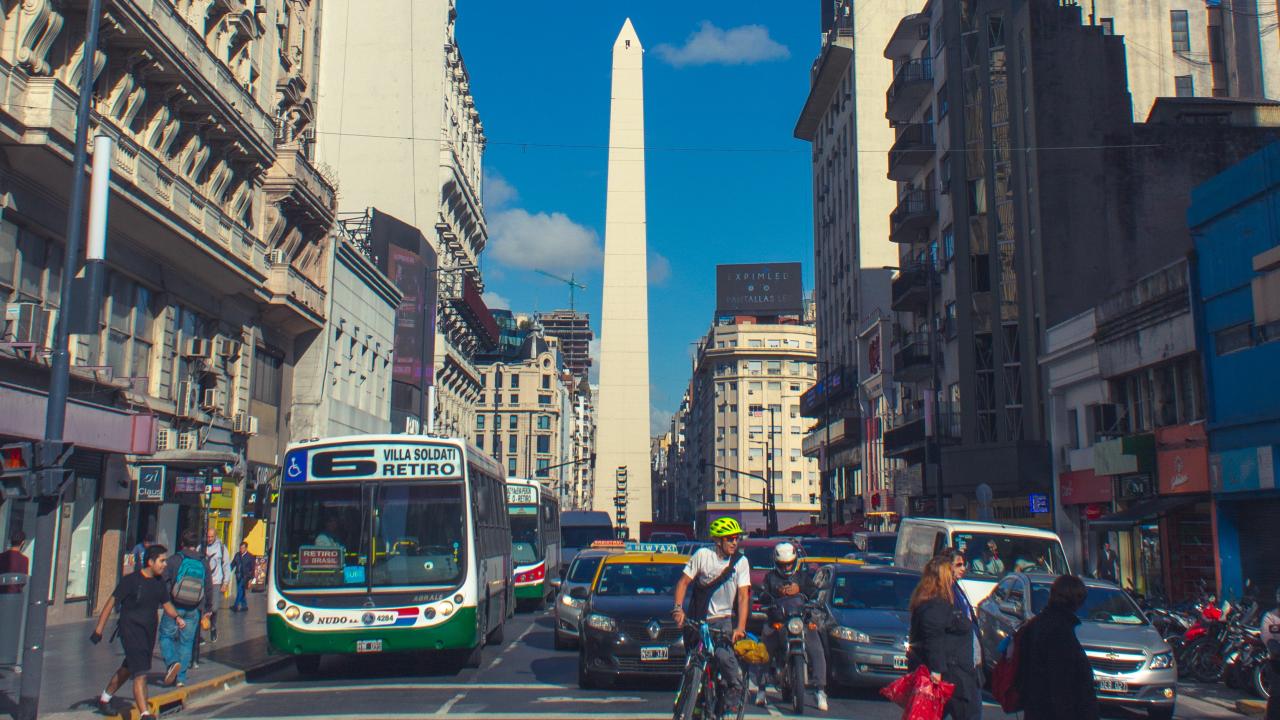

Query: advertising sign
[135,465,165,502]
[1058,468,1112,505]
[370,209,438,431]
[1211,445,1277,494]
[1156,424,1210,495]
[715,263,803,317]
[174,474,207,494]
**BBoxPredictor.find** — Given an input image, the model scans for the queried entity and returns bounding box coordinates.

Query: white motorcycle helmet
[774,542,798,573]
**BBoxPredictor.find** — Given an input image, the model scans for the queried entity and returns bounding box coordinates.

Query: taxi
[573,543,689,688]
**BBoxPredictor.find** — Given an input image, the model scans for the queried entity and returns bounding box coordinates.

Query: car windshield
[952,532,1069,579]
[511,511,540,564]
[563,525,614,549]
[830,572,916,611]
[1031,584,1148,625]
[567,556,604,584]
[800,539,854,558]
[743,545,777,569]
[865,536,897,554]
[594,563,684,596]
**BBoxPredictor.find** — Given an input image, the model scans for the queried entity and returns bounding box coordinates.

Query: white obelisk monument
[593,18,651,537]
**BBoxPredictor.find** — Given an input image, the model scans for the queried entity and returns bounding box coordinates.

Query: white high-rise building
[594,19,653,536]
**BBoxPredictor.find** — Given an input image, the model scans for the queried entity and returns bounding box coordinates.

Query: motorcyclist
[758,542,828,712]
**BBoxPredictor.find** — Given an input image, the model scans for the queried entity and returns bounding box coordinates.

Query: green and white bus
[506,477,560,606]
[268,435,512,672]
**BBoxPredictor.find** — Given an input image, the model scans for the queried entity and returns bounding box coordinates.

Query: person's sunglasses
[722,536,741,543]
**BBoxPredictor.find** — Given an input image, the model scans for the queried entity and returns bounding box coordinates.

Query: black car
[576,553,689,687]
[824,565,919,688]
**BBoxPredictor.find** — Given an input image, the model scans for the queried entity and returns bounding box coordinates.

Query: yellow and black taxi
[574,543,688,688]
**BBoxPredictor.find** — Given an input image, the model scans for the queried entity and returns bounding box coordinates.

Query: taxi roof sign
[624,542,678,553]
[590,540,627,548]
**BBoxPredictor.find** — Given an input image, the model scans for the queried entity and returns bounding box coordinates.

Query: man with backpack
[671,517,752,717]
[159,530,212,687]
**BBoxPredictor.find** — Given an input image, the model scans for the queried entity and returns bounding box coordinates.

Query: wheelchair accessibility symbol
[284,452,307,482]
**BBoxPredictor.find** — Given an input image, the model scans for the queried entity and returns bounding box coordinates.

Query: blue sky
[458,3,819,431]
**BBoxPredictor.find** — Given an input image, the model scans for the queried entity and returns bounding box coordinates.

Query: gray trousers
[708,617,744,708]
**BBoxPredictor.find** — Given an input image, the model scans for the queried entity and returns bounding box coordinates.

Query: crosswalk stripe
[257,682,571,695]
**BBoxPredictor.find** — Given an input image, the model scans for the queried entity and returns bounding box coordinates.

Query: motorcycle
[770,598,825,716]
[1222,627,1271,700]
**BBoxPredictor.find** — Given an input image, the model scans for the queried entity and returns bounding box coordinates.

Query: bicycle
[672,620,748,720]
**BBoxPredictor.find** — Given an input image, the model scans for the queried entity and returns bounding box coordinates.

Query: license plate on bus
[640,646,669,661]
[1097,678,1128,693]
[355,639,383,653]
[893,655,909,670]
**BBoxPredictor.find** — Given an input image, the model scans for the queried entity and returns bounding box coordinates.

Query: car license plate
[1097,678,1128,693]
[893,655,909,670]
[355,639,383,653]
[640,646,669,661]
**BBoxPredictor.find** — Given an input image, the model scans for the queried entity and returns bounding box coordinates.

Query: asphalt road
[179,609,1237,720]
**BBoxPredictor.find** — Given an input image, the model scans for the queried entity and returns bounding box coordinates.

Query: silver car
[553,548,618,650]
[977,572,1177,720]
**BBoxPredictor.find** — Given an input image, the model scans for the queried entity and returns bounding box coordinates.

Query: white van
[894,518,1070,607]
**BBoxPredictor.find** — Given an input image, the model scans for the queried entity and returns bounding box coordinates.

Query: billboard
[715,263,803,317]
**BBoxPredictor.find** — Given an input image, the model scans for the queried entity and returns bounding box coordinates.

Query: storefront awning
[1089,495,1198,530]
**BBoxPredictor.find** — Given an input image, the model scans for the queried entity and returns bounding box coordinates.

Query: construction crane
[535,269,587,311]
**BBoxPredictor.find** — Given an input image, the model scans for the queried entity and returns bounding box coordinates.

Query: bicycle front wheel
[673,659,705,720]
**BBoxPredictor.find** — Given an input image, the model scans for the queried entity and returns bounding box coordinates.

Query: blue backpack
[172,555,206,606]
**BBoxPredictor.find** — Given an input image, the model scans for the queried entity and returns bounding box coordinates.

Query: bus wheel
[294,655,321,676]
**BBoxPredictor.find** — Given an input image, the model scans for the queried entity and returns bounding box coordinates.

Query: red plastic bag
[880,666,956,720]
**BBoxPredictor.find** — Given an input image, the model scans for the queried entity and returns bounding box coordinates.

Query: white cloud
[648,252,672,286]
[488,208,603,272]
[481,290,510,310]
[654,21,790,68]
[482,170,517,209]
[651,406,674,437]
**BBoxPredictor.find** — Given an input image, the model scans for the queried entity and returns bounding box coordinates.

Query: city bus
[506,477,561,607]
[267,435,512,673]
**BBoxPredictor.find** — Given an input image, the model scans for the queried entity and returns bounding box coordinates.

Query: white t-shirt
[683,548,751,620]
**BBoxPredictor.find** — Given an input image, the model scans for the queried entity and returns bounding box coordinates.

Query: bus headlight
[586,613,617,633]
[284,605,301,621]
[439,600,455,617]
[830,626,871,643]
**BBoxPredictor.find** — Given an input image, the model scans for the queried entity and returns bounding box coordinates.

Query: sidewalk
[1179,681,1266,718]
[0,591,287,719]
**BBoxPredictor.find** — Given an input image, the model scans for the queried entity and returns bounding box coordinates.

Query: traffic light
[1,442,35,499]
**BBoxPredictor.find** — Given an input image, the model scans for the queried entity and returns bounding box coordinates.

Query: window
[944,301,957,337]
[510,374,520,388]
[252,348,284,405]
[507,435,517,453]
[508,414,518,430]
[536,435,551,453]
[541,375,550,389]
[937,80,949,118]
[495,371,504,388]
[476,415,486,430]
[792,471,802,482]
[1175,75,1194,98]
[748,360,762,374]
[1215,323,1252,355]
[508,457,517,475]
[766,360,782,375]
[1067,408,1080,450]
[1100,17,1114,35]
[536,458,549,477]
[943,225,955,263]
[509,394,518,404]
[538,394,552,405]
[1170,10,1190,52]
[537,414,551,430]
[748,339,763,348]
[476,434,485,450]
[748,381,762,394]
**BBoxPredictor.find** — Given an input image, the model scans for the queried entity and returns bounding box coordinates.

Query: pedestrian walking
[90,544,184,720]
[160,530,212,686]
[908,553,983,720]
[0,530,29,593]
[129,534,155,573]
[231,542,255,612]
[1017,575,1098,720]
[1097,541,1119,584]
[204,527,232,641]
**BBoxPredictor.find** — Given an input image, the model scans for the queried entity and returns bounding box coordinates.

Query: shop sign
[1156,425,1210,495]
[1058,468,1112,505]
[1094,435,1156,476]
[1210,445,1277,494]
[135,465,165,502]
[1084,503,1105,520]
[173,473,219,493]
[1029,493,1050,513]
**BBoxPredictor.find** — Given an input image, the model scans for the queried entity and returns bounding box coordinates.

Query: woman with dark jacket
[908,553,983,720]
[1017,575,1099,720]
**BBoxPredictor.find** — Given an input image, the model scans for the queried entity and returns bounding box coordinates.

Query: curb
[1236,699,1267,717]
[108,656,292,720]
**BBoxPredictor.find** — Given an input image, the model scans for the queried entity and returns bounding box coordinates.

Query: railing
[886,57,934,118]
[266,264,325,318]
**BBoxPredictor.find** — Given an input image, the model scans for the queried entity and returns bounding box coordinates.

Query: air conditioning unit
[176,381,199,418]
[232,411,259,435]
[176,430,198,451]
[183,338,212,358]
[200,388,220,411]
[266,249,287,266]
[214,336,239,359]
[155,428,175,451]
[4,303,49,346]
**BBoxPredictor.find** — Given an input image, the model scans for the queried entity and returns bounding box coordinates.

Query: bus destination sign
[507,484,538,506]
[285,442,463,483]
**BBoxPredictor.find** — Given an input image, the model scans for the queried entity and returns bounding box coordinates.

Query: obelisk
[593,18,651,538]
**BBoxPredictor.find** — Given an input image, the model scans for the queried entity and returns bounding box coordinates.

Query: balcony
[884,14,930,59]
[264,147,337,232]
[793,9,854,141]
[890,188,937,243]
[887,123,935,181]
[264,262,326,333]
[893,332,933,383]
[883,402,960,460]
[802,417,862,457]
[891,265,939,314]
[886,58,934,124]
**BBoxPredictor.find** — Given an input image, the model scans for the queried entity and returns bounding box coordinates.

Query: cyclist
[672,517,752,717]
[758,542,828,711]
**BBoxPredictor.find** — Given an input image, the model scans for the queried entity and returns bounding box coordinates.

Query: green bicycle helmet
[709,517,744,538]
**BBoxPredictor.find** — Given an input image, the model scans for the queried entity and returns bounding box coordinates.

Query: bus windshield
[562,525,613,549]
[952,531,1069,580]
[511,507,540,565]
[275,482,466,590]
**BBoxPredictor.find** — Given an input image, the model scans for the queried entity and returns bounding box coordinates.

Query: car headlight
[560,594,584,609]
[829,625,871,643]
[1149,652,1174,669]
[585,613,617,633]
[787,617,805,635]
